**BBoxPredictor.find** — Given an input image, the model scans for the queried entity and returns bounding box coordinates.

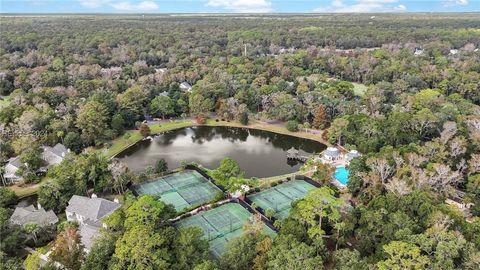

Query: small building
[42,143,69,166]
[65,194,121,252]
[3,157,23,183]
[345,150,360,162]
[286,147,299,159]
[155,68,167,74]
[179,82,192,92]
[414,47,424,56]
[3,143,69,183]
[323,147,340,161]
[449,49,459,55]
[158,91,169,97]
[9,204,58,227]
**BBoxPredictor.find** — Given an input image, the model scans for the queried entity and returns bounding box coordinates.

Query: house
[158,91,169,97]
[2,144,69,183]
[345,150,360,162]
[179,82,192,92]
[66,194,121,251]
[414,47,424,56]
[42,143,69,166]
[3,157,23,183]
[323,147,340,161]
[155,68,167,74]
[9,204,58,227]
[449,49,459,55]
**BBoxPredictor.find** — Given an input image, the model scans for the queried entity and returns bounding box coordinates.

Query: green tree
[328,117,349,145]
[81,231,117,270]
[286,120,299,132]
[110,226,175,270]
[151,96,175,119]
[76,100,109,146]
[172,227,209,270]
[0,187,18,208]
[111,113,125,135]
[377,241,430,270]
[189,93,213,116]
[296,186,343,239]
[64,132,83,154]
[221,233,268,270]
[24,253,42,270]
[333,249,369,270]
[266,235,323,270]
[240,111,249,125]
[116,85,148,124]
[124,195,176,229]
[155,159,168,174]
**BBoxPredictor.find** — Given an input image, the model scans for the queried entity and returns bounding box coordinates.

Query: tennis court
[176,203,276,259]
[248,180,316,220]
[132,170,222,211]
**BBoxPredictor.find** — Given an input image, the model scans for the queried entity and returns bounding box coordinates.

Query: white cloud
[443,0,469,7]
[314,0,408,13]
[206,0,273,13]
[79,0,159,11]
[110,1,159,11]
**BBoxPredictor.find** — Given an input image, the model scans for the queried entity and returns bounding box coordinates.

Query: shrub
[286,120,299,132]
[139,123,151,137]
[240,112,249,125]
[154,159,168,174]
[196,115,206,124]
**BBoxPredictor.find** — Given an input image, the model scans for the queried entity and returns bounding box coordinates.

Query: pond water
[116,126,326,178]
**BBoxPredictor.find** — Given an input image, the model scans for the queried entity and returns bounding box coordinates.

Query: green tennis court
[176,203,276,259]
[132,170,222,211]
[248,180,316,220]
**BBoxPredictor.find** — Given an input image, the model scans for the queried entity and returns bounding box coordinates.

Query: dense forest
[1,14,480,269]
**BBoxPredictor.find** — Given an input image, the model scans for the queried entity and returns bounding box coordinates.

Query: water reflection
[117,126,326,178]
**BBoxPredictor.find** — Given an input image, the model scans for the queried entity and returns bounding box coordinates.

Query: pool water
[334,167,350,185]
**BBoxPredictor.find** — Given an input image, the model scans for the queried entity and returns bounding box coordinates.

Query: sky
[0,0,478,13]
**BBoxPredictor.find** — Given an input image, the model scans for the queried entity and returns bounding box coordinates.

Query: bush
[286,120,299,132]
[123,132,131,140]
[196,115,206,124]
[240,112,249,125]
[154,159,168,174]
[139,123,151,137]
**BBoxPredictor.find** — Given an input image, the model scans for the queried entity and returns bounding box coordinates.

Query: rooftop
[10,205,58,227]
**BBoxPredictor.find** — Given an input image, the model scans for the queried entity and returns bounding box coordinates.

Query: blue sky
[0,0,478,13]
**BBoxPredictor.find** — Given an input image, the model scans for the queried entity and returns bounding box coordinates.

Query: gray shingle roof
[79,224,100,251]
[66,195,121,223]
[7,156,22,168]
[9,205,58,227]
[324,147,340,158]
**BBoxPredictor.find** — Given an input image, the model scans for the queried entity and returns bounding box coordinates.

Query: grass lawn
[102,120,195,158]
[9,177,50,198]
[352,82,368,97]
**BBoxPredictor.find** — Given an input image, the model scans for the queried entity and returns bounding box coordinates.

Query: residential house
[323,147,340,161]
[42,143,69,167]
[65,194,121,251]
[2,143,69,183]
[9,204,58,227]
[3,156,23,183]
[179,82,192,92]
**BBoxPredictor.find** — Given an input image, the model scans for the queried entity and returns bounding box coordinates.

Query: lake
[116,126,326,178]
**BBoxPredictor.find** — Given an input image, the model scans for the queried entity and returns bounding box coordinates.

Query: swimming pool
[334,167,350,185]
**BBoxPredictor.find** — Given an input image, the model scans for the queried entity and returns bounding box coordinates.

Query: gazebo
[345,150,360,161]
[286,147,299,159]
[323,147,340,161]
